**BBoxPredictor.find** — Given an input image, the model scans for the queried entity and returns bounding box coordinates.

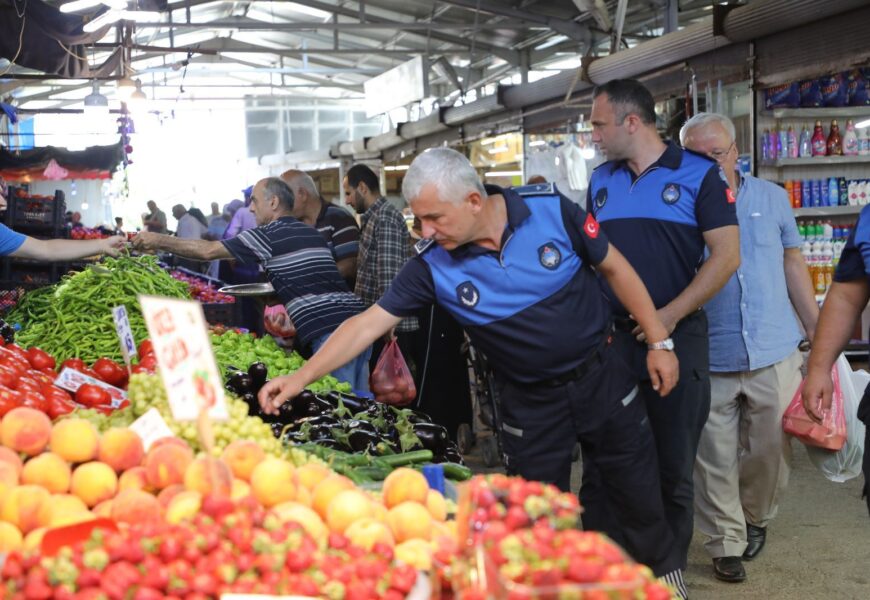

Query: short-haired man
[681,113,818,583]
[133,177,370,391]
[143,201,167,234]
[587,79,741,598]
[344,164,419,374]
[282,169,360,289]
[258,148,681,585]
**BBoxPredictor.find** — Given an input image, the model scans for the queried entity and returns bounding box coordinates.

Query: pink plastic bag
[370,339,416,406]
[263,304,296,338]
[783,364,847,450]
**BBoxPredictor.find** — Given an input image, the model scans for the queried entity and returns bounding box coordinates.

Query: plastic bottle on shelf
[860,181,869,206]
[799,124,812,158]
[786,126,798,158]
[811,244,826,294]
[839,177,849,206]
[793,179,802,208]
[822,220,834,241]
[798,222,807,240]
[812,179,822,207]
[779,128,789,159]
[811,120,827,156]
[859,128,870,156]
[785,180,794,207]
[849,180,859,205]
[826,119,843,156]
[802,179,812,208]
[833,228,846,267]
[761,129,771,161]
[843,120,859,156]
[828,178,840,207]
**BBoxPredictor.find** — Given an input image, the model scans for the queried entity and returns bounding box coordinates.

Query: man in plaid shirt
[344,165,422,375]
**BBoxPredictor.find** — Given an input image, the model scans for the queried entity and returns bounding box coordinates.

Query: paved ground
[464,435,870,599]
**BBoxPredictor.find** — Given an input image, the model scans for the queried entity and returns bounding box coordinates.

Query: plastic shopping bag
[805,355,868,482]
[783,361,847,451]
[370,339,416,406]
[263,304,296,338]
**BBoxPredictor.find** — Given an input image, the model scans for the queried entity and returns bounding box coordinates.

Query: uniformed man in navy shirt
[258,147,684,579]
[586,79,740,596]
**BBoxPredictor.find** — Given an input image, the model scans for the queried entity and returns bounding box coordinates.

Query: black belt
[526,332,612,389]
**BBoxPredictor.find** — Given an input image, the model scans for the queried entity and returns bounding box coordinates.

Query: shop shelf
[761,155,870,168]
[766,106,870,120]
[793,205,865,217]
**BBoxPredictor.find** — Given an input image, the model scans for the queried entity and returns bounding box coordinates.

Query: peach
[295,463,332,491]
[70,461,118,507]
[22,527,45,552]
[0,484,49,533]
[426,489,448,522]
[118,466,152,493]
[386,501,433,543]
[0,461,18,503]
[21,452,72,494]
[144,443,194,490]
[0,521,23,553]
[221,440,266,481]
[311,475,354,520]
[151,437,190,451]
[295,485,312,508]
[231,478,252,502]
[183,457,233,498]
[250,458,296,508]
[49,418,100,463]
[326,489,375,534]
[39,494,92,528]
[382,467,429,509]
[97,428,145,473]
[165,490,202,524]
[92,499,114,519]
[111,489,161,524]
[1,407,51,456]
[394,539,434,571]
[344,517,395,551]
[157,484,186,509]
[271,502,328,544]
[0,446,23,476]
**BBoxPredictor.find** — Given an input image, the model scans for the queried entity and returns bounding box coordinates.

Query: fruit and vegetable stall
[0,258,675,599]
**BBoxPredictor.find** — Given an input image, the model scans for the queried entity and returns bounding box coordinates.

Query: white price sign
[139,296,227,422]
[129,408,175,451]
[112,305,138,367]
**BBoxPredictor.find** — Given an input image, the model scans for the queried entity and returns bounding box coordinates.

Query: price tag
[54,367,127,407]
[139,295,228,423]
[129,408,175,451]
[112,305,138,367]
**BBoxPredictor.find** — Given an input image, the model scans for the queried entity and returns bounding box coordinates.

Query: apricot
[156,484,186,509]
[386,501,433,543]
[1,407,51,456]
[49,418,99,463]
[271,501,328,544]
[394,538,434,570]
[21,452,71,494]
[426,489,448,522]
[344,517,395,551]
[221,440,266,481]
[144,443,193,490]
[0,446,23,476]
[250,458,296,508]
[165,490,202,524]
[231,478,252,502]
[325,489,374,534]
[311,475,354,520]
[97,428,145,473]
[22,527,45,552]
[70,461,118,507]
[295,463,332,491]
[382,467,429,509]
[92,499,114,519]
[0,461,18,503]
[0,484,50,533]
[118,466,152,493]
[183,457,233,498]
[111,489,161,524]
[0,521,23,553]
[37,494,90,528]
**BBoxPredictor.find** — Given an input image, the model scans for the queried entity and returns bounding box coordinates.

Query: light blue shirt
[704,173,803,372]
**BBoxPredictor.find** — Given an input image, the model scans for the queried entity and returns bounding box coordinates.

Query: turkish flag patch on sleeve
[583,213,600,238]
[726,187,736,204]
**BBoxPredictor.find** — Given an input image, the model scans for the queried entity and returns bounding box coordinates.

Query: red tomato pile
[169,271,234,305]
[0,497,420,600]
[69,228,111,241]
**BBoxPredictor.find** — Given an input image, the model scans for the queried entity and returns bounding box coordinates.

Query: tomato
[0,354,29,377]
[138,340,154,357]
[19,390,47,412]
[60,358,85,372]
[131,364,153,375]
[0,385,22,418]
[14,376,43,394]
[76,384,110,408]
[92,358,127,387]
[45,388,75,419]
[137,354,157,372]
[25,347,55,371]
[26,370,56,394]
[5,344,28,361]
[0,364,19,388]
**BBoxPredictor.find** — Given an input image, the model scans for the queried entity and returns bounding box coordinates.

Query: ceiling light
[856,119,870,129]
[484,170,522,177]
[488,145,509,154]
[83,81,109,115]
[120,10,161,21]
[528,140,547,147]
[384,165,410,171]
[116,76,136,99]
[285,2,331,19]
[60,0,103,13]
[533,34,568,51]
[82,9,122,32]
[126,80,147,111]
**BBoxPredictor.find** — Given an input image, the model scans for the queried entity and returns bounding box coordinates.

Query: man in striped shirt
[281,169,360,289]
[132,177,371,391]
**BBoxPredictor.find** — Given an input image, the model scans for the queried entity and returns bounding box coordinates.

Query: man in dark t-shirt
[133,177,370,391]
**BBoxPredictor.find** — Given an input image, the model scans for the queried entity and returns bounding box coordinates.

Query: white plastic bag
[805,354,868,482]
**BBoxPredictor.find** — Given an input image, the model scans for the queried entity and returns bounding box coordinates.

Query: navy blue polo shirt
[834,204,870,282]
[587,141,737,315]
[378,184,612,384]
[223,216,366,347]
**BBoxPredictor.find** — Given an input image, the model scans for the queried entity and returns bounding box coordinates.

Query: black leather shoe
[712,557,746,583]
[743,524,766,561]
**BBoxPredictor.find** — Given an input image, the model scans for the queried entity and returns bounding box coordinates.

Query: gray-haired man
[681,113,818,583]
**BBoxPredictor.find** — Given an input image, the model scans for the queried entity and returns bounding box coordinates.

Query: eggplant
[248,362,269,389]
[227,372,254,395]
[413,422,451,454]
[287,393,334,420]
[314,439,346,451]
[406,410,433,425]
[322,391,371,413]
[347,429,382,453]
[345,419,378,436]
[443,447,465,464]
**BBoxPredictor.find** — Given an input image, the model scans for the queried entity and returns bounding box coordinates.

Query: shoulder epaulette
[512,182,556,197]
[681,146,717,163]
[414,238,436,255]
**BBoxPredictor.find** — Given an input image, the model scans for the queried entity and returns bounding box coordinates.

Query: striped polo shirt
[223,216,366,348]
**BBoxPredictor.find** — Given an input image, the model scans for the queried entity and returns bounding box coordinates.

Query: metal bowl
[218,282,276,297]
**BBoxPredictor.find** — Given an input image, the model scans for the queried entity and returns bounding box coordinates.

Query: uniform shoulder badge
[513,182,555,197]
[414,238,436,255]
[661,182,681,205]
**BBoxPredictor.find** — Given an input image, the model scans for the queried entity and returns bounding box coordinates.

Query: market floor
[463,436,870,599]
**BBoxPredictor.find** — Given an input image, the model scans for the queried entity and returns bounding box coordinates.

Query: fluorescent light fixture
[488,145,509,154]
[59,0,103,13]
[285,1,332,19]
[116,76,136,99]
[480,137,501,146]
[82,9,122,32]
[534,34,568,51]
[384,165,410,171]
[528,140,547,147]
[120,10,161,21]
[484,170,522,177]
[581,148,595,159]
[83,81,109,115]
[856,119,870,129]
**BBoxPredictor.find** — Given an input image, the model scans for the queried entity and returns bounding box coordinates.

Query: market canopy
[0,142,124,181]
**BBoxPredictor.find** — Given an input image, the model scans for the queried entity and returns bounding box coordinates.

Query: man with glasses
[681,113,818,583]
[586,80,740,598]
